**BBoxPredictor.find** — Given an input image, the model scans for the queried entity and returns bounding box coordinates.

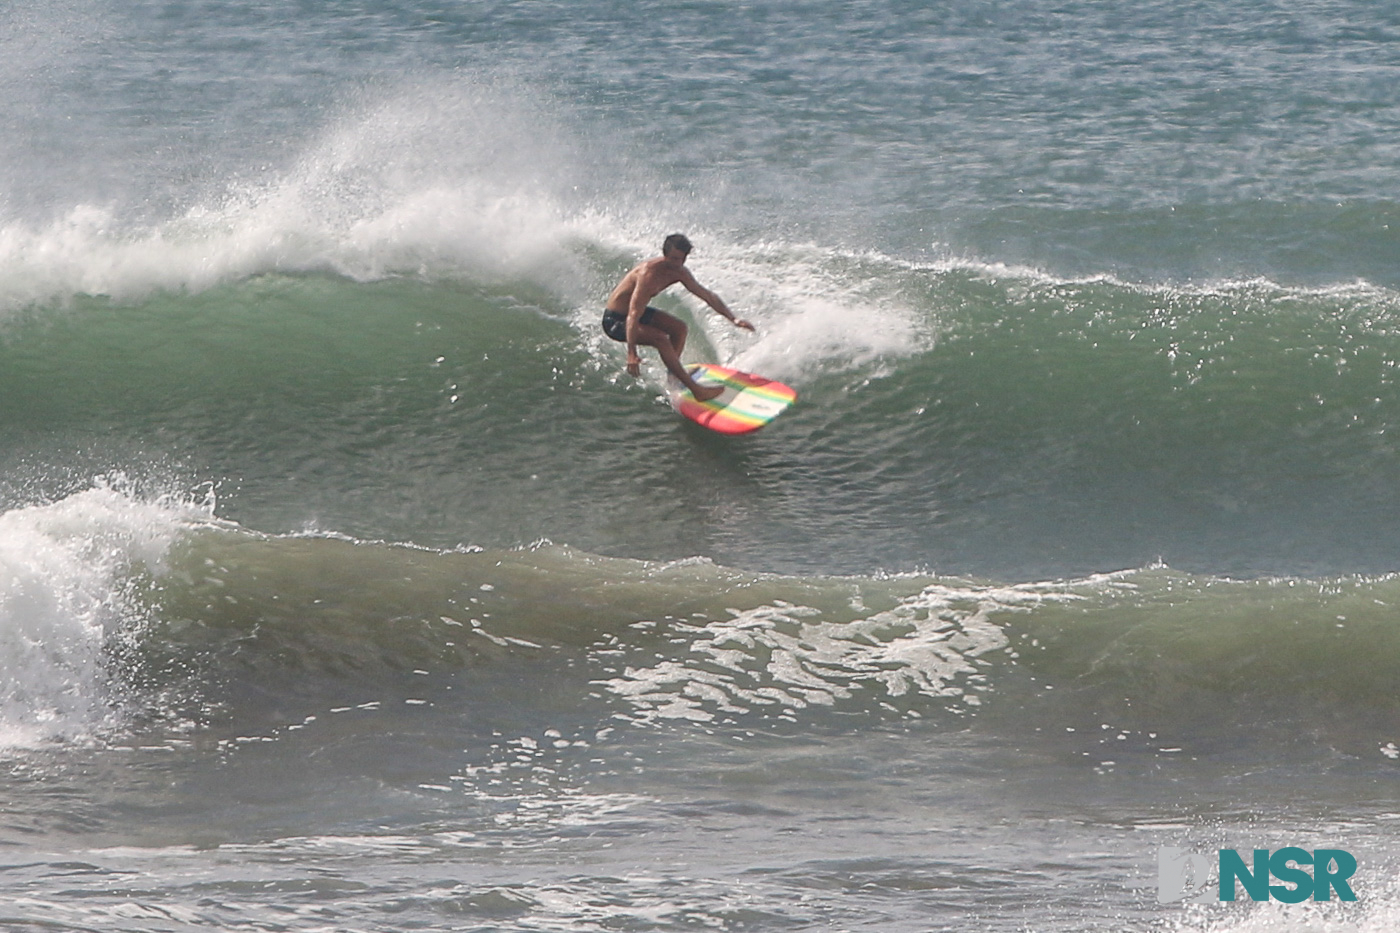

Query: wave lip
[0,481,211,748]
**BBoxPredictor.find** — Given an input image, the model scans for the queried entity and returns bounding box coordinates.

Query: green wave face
[5,262,1400,580]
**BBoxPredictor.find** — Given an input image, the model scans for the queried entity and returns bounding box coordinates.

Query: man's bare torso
[605,256,688,313]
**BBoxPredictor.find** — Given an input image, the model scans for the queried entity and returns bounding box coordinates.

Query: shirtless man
[603,234,753,401]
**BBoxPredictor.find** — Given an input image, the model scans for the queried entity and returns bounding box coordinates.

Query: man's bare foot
[691,383,725,403]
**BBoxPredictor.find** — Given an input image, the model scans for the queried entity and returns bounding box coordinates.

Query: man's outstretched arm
[680,271,754,331]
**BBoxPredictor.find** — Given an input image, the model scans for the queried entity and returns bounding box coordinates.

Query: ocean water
[3,0,1400,929]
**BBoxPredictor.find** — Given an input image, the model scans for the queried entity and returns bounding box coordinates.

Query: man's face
[664,246,690,264]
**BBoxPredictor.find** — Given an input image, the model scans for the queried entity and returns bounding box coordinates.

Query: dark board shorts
[602,307,659,342]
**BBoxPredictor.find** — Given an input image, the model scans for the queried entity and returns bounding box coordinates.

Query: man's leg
[632,319,723,402]
[647,308,688,358]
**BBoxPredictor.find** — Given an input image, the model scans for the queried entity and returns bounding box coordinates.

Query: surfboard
[667,363,796,434]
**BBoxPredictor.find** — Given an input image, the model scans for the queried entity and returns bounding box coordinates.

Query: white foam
[0,481,210,747]
[699,242,927,382]
[1166,885,1400,933]
[601,581,1081,725]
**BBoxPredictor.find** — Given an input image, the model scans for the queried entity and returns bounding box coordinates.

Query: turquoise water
[3,1,1400,930]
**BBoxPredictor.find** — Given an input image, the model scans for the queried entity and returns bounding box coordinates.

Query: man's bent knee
[632,324,672,348]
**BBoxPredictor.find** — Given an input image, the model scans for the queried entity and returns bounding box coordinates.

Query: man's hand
[734,318,755,332]
[626,351,642,377]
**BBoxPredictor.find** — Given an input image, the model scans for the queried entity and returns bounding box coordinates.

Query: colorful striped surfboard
[668,364,797,434]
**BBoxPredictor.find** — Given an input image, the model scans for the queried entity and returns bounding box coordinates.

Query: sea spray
[0,75,599,316]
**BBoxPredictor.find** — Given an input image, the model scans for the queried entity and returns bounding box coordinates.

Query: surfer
[603,234,753,402]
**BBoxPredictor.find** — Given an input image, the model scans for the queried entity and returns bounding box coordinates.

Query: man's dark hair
[663,233,693,255]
